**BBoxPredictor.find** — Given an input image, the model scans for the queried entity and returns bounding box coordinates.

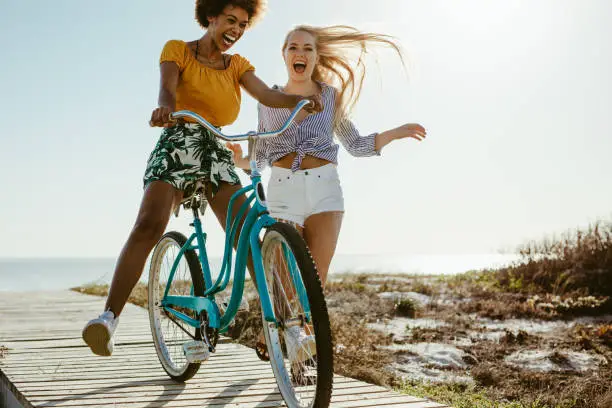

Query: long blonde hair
[282,25,405,128]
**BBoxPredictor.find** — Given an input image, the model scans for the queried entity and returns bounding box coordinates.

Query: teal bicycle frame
[158,102,313,341]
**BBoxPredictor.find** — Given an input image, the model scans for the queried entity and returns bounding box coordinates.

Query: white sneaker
[284,326,316,363]
[82,311,118,356]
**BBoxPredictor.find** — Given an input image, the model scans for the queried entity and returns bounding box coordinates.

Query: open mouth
[222,33,237,47]
[293,62,307,74]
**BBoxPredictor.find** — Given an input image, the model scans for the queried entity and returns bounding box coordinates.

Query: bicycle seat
[174,181,207,217]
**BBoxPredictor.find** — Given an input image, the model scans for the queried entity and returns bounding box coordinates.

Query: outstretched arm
[337,116,426,156]
[374,123,427,151]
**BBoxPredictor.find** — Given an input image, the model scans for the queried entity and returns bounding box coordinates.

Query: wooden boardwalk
[0,291,448,408]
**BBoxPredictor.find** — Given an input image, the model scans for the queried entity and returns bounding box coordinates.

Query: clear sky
[1,0,610,258]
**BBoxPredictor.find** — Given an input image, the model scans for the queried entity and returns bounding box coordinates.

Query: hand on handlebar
[149,106,175,127]
[225,142,249,170]
[302,94,323,113]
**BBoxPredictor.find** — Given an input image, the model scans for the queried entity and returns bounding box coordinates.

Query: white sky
[0,0,610,258]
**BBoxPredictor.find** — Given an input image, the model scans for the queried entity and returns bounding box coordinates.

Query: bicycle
[147,100,333,408]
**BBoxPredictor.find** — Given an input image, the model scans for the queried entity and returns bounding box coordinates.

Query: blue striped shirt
[255,82,380,171]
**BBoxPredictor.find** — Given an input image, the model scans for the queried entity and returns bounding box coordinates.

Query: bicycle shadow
[36,377,285,407]
[203,378,283,407]
[253,392,286,408]
[37,378,185,408]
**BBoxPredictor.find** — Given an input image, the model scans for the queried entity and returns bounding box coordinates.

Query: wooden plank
[6,365,278,381]
[7,369,280,384]
[13,376,356,393]
[1,345,248,361]
[4,351,258,365]
[4,360,279,376]
[27,391,428,408]
[1,326,152,336]
[30,385,387,406]
[8,370,358,388]
[23,378,367,399]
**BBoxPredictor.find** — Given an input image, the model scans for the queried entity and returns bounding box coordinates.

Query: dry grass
[330,312,396,386]
[440,220,612,321]
[400,381,550,408]
[498,220,612,297]
[325,286,394,320]
[595,324,612,347]
[469,364,611,408]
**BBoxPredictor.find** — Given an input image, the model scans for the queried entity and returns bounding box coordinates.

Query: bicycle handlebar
[169,99,312,142]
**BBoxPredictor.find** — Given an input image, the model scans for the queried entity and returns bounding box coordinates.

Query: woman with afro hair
[82,0,321,357]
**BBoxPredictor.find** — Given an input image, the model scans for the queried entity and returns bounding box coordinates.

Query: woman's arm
[227,105,266,171]
[150,62,180,127]
[240,71,322,112]
[374,123,427,151]
[337,117,426,156]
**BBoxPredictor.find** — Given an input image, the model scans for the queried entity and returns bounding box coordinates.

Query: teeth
[223,34,236,43]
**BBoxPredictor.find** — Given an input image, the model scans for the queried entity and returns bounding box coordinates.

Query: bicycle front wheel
[148,231,204,382]
[260,222,333,408]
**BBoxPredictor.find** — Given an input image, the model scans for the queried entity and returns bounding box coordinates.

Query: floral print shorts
[143,122,240,198]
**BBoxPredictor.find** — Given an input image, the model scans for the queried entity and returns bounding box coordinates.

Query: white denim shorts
[266,164,345,227]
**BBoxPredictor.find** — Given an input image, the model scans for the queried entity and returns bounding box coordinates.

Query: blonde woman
[228,25,426,359]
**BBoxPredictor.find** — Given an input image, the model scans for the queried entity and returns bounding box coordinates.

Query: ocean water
[0,254,520,292]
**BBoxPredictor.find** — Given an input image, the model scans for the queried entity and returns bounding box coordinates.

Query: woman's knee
[131,212,167,241]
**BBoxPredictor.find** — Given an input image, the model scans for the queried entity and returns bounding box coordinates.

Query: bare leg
[302,211,344,286]
[105,181,183,317]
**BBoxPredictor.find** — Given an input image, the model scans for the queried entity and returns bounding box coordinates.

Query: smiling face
[207,5,249,51]
[283,30,318,82]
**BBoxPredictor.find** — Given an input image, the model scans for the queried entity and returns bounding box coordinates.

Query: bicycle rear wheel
[260,222,333,408]
[148,231,204,382]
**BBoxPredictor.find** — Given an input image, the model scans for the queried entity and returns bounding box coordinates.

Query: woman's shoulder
[163,39,188,50]
[160,40,190,67]
[229,53,254,67]
[229,53,248,62]
[229,53,255,77]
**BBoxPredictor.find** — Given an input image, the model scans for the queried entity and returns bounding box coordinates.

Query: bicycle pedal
[183,341,210,363]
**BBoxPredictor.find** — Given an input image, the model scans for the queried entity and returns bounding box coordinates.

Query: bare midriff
[272,152,333,170]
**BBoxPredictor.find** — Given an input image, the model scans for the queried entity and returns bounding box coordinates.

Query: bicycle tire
[260,222,333,408]
[148,231,205,382]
